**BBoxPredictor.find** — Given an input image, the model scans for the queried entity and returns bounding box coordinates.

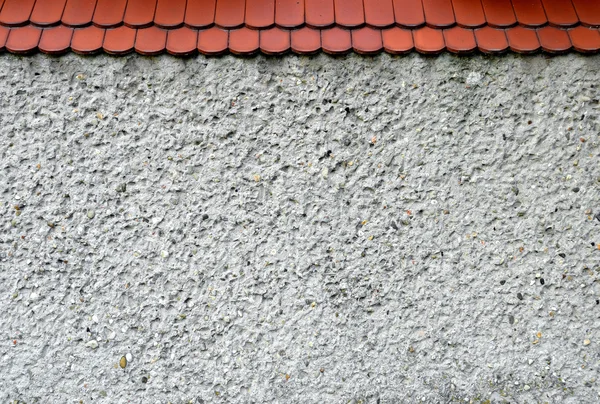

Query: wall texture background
[0,52,599,404]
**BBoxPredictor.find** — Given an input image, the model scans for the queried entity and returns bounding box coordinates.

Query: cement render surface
[0,52,599,404]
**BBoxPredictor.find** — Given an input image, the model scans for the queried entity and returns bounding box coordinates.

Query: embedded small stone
[87,210,95,219]
[86,340,98,349]
[524,385,531,391]
[119,356,127,368]
[126,353,133,362]
[584,339,591,346]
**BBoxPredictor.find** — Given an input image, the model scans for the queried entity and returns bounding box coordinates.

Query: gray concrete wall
[0,52,599,404]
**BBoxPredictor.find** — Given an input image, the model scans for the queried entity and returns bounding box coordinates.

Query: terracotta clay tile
[537,25,571,53]
[124,0,157,29]
[541,0,578,27]
[0,26,9,51]
[135,26,167,55]
[167,26,198,55]
[246,0,275,29]
[506,25,539,53]
[6,26,42,54]
[103,25,136,55]
[30,0,68,27]
[422,0,455,28]
[291,26,321,54]
[155,0,186,28]
[39,26,73,54]
[474,26,508,53]
[197,26,229,55]
[363,0,395,28]
[334,0,364,28]
[229,27,259,55]
[393,0,425,28]
[62,0,97,27]
[260,27,290,54]
[186,0,216,28]
[215,0,245,29]
[511,0,547,27]
[321,27,351,54]
[71,25,105,54]
[305,0,335,28]
[275,0,304,28]
[93,0,127,28]
[413,26,445,53]
[0,0,36,27]
[568,26,600,53]
[571,0,600,27]
[352,27,383,55]
[443,26,476,53]
[480,0,516,28]
[382,26,414,54]
[451,0,486,28]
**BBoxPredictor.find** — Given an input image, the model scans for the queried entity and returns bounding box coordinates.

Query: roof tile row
[2,25,599,56]
[1,0,599,30]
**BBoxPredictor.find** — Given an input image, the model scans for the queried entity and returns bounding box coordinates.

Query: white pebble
[92,315,99,323]
[86,340,98,349]
[126,353,133,362]
[524,385,530,391]
[161,250,169,258]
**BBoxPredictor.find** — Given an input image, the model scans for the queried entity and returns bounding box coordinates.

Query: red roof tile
[352,27,383,55]
[0,0,598,55]
[511,0,547,28]
[0,25,9,51]
[443,26,477,54]
[322,27,352,55]
[291,27,321,54]
[571,0,600,28]
[569,26,600,53]
[334,0,364,28]
[229,27,259,55]
[541,0,578,28]
[480,0,516,28]
[506,25,540,53]
[135,26,167,56]
[260,27,290,54]
[167,27,198,56]
[215,0,246,29]
[537,25,571,53]
[103,25,136,55]
[246,0,275,29]
[30,0,68,27]
[124,0,157,29]
[197,27,228,55]
[0,0,36,27]
[39,25,73,54]
[62,0,97,28]
[155,0,186,29]
[413,26,445,54]
[475,26,508,53]
[185,0,216,29]
[364,0,395,28]
[276,0,304,28]
[71,25,105,54]
[6,25,41,54]
[452,0,486,28]
[305,0,335,28]
[423,0,456,28]
[92,0,127,29]
[382,27,414,54]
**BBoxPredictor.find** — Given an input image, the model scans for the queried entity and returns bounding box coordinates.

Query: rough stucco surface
[0,52,599,404]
